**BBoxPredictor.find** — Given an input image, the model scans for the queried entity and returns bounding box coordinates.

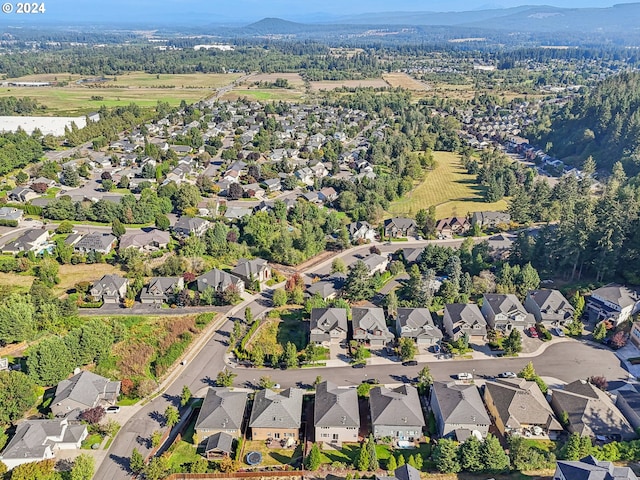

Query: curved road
[95,237,628,479]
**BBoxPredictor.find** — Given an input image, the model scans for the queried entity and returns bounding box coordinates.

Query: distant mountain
[241,18,310,34]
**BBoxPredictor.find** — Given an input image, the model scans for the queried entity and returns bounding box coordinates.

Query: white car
[498,371,517,378]
[457,372,473,380]
[106,406,120,414]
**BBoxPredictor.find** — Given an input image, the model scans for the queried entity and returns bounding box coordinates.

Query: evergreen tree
[407,455,417,468]
[129,448,144,473]
[164,406,180,428]
[397,454,405,467]
[180,385,192,407]
[70,454,94,480]
[283,341,298,369]
[460,436,483,472]
[357,441,370,471]
[593,322,607,341]
[111,219,126,238]
[27,336,74,385]
[306,443,322,471]
[503,328,522,356]
[562,433,583,460]
[434,438,461,473]
[386,454,397,471]
[367,434,378,471]
[344,260,376,301]
[481,434,510,472]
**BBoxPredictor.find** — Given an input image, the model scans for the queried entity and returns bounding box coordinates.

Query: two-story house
[196,269,245,295]
[172,216,210,237]
[90,274,129,304]
[370,385,425,442]
[249,388,303,442]
[231,258,271,286]
[314,381,359,446]
[383,217,418,239]
[443,303,487,341]
[195,387,248,441]
[140,277,184,304]
[51,371,120,419]
[310,308,348,347]
[429,381,491,441]
[352,307,394,348]
[395,308,443,346]
[554,456,637,480]
[587,284,640,326]
[481,294,535,333]
[525,290,575,327]
[347,221,377,243]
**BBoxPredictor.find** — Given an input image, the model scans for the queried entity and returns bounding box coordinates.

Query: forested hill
[530,72,640,175]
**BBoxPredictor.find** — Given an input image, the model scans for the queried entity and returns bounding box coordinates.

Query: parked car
[273,383,281,389]
[363,378,380,385]
[552,327,566,337]
[457,372,473,380]
[498,371,517,378]
[430,344,441,354]
[106,406,120,414]
[352,362,366,369]
[528,326,539,338]
[402,360,418,367]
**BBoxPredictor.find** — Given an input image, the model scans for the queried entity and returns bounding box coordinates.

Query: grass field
[309,78,389,91]
[388,151,508,219]
[383,73,430,91]
[222,89,305,101]
[1,72,242,115]
[246,72,306,87]
[55,263,123,296]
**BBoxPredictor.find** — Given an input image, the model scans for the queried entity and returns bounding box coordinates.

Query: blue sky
[17,0,640,23]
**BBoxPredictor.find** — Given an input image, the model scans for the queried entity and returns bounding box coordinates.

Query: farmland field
[246,72,306,87]
[383,72,430,91]
[222,89,305,101]
[0,72,242,115]
[388,151,508,219]
[309,78,389,91]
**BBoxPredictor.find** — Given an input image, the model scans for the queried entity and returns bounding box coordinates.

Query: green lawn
[319,442,431,469]
[246,308,308,357]
[81,433,103,449]
[388,151,508,219]
[224,89,305,101]
[242,440,303,466]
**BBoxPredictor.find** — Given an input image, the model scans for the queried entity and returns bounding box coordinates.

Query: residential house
[443,303,487,341]
[318,187,338,203]
[0,418,87,470]
[550,380,635,441]
[224,206,254,220]
[51,371,121,418]
[74,233,117,254]
[195,387,248,440]
[140,277,184,304]
[631,322,640,349]
[483,378,563,439]
[525,290,575,327]
[118,229,170,252]
[1,228,49,254]
[173,216,210,237]
[361,253,389,276]
[7,186,38,203]
[614,383,640,430]
[196,269,245,295]
[347,221,377,243]
[554,456,637,480]
[203,432,234,460]
[436,217,470,238]
[263,178,282,192]
[481,294,535,333]
[231,258,271,286]
[369,385,425,441]
[383,217,418,238]
[587,284,640,326]
[249,388,303,442]
[89,274,129,303]
[352,307,394,348]
[306,273,346,300]
[395,308,443,346]
[401,248,423,265]
[377,465,422,480]
[30,177,56,188]
[0,207,23,223]
[310,308,348,346]
[429,381,491,441]
[295,167,314,186]
[314,381,359,445]
[470,211,511,229]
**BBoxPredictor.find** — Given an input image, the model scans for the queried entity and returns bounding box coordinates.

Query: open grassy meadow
[1,72,242,115]
[388,151,508,219]
[309,78,389,91]
[222,89,305,101]
[383,72,430,91]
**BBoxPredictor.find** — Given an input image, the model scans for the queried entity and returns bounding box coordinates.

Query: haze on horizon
[13,0,640,24]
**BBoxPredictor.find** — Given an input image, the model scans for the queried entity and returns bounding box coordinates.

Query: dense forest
[0,97,46,116]
[528,72,640,174]
[0,130,43,177]
[509,160,640,285]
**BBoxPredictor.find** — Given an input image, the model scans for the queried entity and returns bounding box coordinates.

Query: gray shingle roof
[431,381,490,427]
[310,308,348,343]
[352,307,393,342]
[396,308,443,341]
[195,388,248,432]
[527,289,574,321]
[484,378,561,431]
[0,419,86,461]
[52,371,120,414]
[369,385,425,428]
[196,269,243,293]
[556,456,637,480]
[232,258,269,279]
[75,233,116,251]
[249,388,303,429]
[314,381,360,428]
[591,284,640,309]
[204,432,234,455]
[445,303,487,335]
[552,380,634,439]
